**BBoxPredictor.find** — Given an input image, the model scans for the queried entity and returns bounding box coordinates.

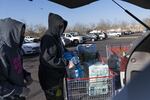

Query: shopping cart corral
[64,75,115,100]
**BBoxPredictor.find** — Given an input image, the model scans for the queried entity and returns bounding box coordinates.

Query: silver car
[21,41,40,55]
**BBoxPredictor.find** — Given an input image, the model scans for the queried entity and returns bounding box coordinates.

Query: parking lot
[24,36,139,100]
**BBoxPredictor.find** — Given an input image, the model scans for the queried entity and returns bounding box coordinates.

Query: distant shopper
[108,53,121,90]
[0,18,32,100]
[38,13,72,100]
[108,53,120,73]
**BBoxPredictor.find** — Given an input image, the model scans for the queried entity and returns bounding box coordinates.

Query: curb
[114,36,139,39]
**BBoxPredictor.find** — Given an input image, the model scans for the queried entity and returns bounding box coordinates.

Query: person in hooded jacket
[0,18,32,100]
[38,13,73,100]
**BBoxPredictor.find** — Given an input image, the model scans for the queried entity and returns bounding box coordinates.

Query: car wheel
[73,40,79,46]
[99,37,103,40]
[117,35,121,37]
[91,38,95,42]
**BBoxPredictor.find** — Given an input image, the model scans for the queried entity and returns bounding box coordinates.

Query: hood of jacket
[0,18,25,48]
[46,13,67,39]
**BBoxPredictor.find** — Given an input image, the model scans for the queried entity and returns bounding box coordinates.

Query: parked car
[94,32,107,40]
[85,33,98,41]
[122,31,133,35]
[63,32,86,46]
[24,36,35,42]
[107,32,122,37]
[61,36,72,46]
[21,41,40,55]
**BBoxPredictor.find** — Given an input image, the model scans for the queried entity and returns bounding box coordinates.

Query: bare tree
[26,25,36,36]
[87,23,96,33]
[26,24,47,37]
[71,23,89,34]
[35,24,47,37]
[143,18,150,27]
[65,23,96,34]
[65,26,73,33]
[96,20,111,31]
[25,17,150,38]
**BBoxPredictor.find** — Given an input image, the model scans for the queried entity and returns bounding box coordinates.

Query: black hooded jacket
[39,13,68,90]
[0,18,25,86]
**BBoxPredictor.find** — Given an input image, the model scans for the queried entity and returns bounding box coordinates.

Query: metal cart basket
[64,75,115,100]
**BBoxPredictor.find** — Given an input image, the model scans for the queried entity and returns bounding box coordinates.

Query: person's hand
[25,76,33,86]
[67,61,74,69]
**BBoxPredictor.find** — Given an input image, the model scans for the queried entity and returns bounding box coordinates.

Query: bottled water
[70,56,84,78]
[64,52,84,78]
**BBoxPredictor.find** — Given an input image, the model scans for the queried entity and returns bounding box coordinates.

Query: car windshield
[70,32,80,36]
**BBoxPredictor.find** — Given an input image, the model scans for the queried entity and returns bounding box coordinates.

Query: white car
[85,33,98,41]
[94,32,107,40]
[107,32,122,37]
[61,36,71,46]
[24,36,35,42]
[21,41,40,55]
[63,32,86,46]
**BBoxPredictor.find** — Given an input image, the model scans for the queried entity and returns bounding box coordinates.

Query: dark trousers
[115,74,121,90]
[44,84,64,100]
[4,95,26,100]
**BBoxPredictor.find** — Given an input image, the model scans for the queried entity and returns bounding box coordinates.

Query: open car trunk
[49,0,150,9]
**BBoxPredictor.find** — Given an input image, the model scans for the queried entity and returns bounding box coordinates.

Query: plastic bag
[76,44,98,63]
[64,51,84,78]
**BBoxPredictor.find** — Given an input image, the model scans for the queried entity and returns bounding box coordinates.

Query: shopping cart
[63,44,116,100]
[64,74,115,100]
